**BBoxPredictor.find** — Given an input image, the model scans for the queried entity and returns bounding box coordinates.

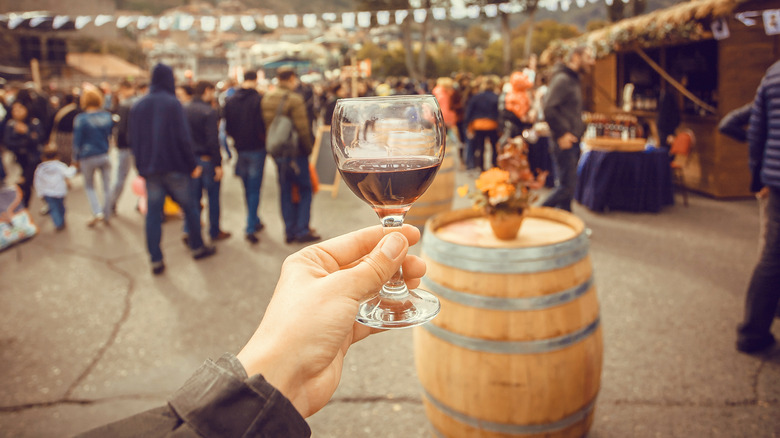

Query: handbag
[0,210,38,252]
[266,94,300,159]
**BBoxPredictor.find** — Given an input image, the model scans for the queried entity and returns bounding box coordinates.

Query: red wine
[339,157,441,212]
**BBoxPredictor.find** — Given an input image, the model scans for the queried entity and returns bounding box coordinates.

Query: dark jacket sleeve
[174,104,199,174]
[748,80,768,192]
[718,103,751,143]
[542,74,573,144]
[204,107,222,166]
[77,354,311,438]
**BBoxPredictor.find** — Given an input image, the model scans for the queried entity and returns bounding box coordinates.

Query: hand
[13,122,28,135]
[214,166,223,182]
[757,186,770,200]
[190,165,202,178]
[557,132,577,150]
[236,225,425,418]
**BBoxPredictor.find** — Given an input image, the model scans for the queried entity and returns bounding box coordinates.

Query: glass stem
[381,215,408,297]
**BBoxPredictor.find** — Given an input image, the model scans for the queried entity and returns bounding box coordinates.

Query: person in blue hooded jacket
[129,63,216,274]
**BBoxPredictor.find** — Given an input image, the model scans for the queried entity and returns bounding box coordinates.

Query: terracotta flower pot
[487,210,525,240]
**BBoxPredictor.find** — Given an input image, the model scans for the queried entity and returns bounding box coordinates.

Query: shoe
[40,204,50,215]
[55,224,66,232]
[285,235,295,244]
[212,230,232,241]
[192,245,217,260]
[255,223,265,232]
[86,214,103,228]
[737,335,776,354]
[295,230,321,244]
[151,261,165,275]
[182,234,189,246]
[246,233,259,244]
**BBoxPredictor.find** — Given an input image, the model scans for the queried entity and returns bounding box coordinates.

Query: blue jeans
[466,129,499,170]
[275,156,312,240]
[80,153,112,218]
[186,158,222,239]
[235,151,266,235]
[144,173,204,263]
[542,143,581,212]
[110,148,133,211]
[738,186,780,346]
[43,196,65,228]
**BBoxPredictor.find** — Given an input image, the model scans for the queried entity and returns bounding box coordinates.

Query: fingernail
[380,233,405,259]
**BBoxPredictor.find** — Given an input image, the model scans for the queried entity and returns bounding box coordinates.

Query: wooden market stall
[543,0,780,198]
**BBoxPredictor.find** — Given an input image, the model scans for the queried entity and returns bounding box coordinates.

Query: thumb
[333,232,409,301]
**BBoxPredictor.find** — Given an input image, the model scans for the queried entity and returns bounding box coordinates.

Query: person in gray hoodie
[129,63,215,275]
[541,45,594,212]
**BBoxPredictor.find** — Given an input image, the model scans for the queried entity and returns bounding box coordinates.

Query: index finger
[313,225,421,268]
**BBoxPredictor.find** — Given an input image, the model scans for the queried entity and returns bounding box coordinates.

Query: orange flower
[489,182,515,204]
[475,168,510,192]
[457,184,470,198]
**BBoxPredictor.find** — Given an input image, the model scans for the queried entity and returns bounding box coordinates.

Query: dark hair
[277,66,296,81]
[193,80,214,96]
[244,71,258,81]
[178,85,194,96]
[42,147,59,161]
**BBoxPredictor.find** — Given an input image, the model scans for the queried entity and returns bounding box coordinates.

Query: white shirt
[33,160,76,198]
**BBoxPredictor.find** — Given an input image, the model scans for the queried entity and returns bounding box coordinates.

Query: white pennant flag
[53,15,70,29]
[322,13,337,22]
[576,0,586,7]
[548,0,559,11]
[485,4,498,17]
[263,15,278,29]
[357,11,371,27]
[241,15,257,31]
[116,16,134,29]
[377,11,390,25]
[604,0,613,6]
[432,8,446,20]
[178,15,195,31]
[342,12,355,28]
[561,0,571,11]
[764,9,780,35]
[499,3,512,13]
[302,14,317,28]
[201,16,216,31]
[158,16,173,30]
[94,14,113,27]
[30,16,47,28]
[75,16,92,29]
[395,10,408,24]
[8,15,24,29]
[283,15,297,28]
[466,5,481,19]
[413,9,426,23]
[221,16,236,31]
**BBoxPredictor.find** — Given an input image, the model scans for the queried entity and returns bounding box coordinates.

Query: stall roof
[66,53,147,80]
[541,0,751,63]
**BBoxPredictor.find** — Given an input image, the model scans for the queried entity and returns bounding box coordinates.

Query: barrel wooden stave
[406,149,456,227]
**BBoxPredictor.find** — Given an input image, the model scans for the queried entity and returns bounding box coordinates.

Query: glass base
[356,288,441,329]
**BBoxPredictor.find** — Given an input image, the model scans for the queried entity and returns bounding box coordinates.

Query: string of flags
[0,0,607,33]
[2,5,779,37]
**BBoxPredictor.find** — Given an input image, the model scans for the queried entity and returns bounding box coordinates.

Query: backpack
[266,94,299,158]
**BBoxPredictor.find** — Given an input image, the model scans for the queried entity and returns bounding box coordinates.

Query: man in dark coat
[737,59,780,354]
[541,45,594,212]
[129,63,215,274]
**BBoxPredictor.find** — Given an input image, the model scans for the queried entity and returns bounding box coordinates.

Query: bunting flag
[0,3,778,37]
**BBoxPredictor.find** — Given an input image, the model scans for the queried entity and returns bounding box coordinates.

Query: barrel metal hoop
[424,391,597,435]
[422,232,589,274]
[423,316,600,354]
[422,275,593,311]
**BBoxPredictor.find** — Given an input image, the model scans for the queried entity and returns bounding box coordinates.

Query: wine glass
[331,95,445,329]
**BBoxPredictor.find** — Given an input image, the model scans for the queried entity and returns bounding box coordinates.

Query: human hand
[214,166,223,182]
[191,165,202,178]
[13,122,28,135]
[757,186,770,199]
[236,225,425,418]
[557,132,577,150]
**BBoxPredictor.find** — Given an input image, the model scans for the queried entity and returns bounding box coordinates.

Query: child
[33,147,76,231]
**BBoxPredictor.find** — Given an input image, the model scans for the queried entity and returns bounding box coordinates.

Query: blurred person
[464,76,501,171]
[109,80,138,214]
[322,83,348,126]
[129,63,216,275]
[261,66,319,244]
[432,77,458,133]
[737,59,780,354]
[33,146,76,231]
[540,45,594,212]
[223,71,267,244]
[3,100,43,208]
[73,87,114,227]
[176,84,193,104]
[502,71,534,138]
[77,226,423,437]
[49,90,81,166]
[184,80,230,243]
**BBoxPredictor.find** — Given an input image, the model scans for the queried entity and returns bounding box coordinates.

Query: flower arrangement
[458,139,548,217]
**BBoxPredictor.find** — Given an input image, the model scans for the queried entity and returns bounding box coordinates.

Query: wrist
[236,341,302,412]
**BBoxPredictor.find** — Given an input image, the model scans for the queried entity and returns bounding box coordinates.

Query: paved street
[1,153,779,438]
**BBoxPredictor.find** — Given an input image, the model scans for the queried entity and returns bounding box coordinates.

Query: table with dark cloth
[575,148,674,213]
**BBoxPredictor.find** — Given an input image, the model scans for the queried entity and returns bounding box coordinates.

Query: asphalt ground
[0,149,778,438]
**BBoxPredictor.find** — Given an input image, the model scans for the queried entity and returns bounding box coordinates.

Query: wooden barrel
[406,146,456,227]
[414,207,602,438]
